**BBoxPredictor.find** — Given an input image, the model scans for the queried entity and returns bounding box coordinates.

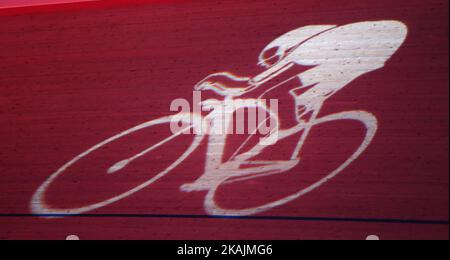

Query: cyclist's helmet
[258,25,336,68]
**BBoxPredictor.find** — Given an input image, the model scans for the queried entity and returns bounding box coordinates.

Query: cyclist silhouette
[30,21,408,217]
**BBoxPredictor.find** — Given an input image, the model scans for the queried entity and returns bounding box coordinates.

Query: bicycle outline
[31,20,408,216]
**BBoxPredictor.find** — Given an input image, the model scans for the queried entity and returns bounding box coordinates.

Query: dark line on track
[0,213,448,225]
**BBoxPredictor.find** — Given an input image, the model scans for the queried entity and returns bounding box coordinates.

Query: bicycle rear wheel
[204,111,377,216]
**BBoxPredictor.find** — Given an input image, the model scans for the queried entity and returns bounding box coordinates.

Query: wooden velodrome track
[0,0,448,240]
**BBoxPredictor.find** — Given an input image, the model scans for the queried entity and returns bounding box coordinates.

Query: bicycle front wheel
[30,113,204,216]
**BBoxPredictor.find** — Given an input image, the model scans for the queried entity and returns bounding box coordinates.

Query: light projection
[31,21,408,216]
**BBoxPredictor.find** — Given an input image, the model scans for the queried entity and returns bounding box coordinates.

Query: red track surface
[0,0,97,9]
[0,0,448,240]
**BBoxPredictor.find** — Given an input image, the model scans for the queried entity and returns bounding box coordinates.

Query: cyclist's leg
[220,159,300,185]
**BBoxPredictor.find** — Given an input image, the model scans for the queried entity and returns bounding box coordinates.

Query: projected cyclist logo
[31,21,408,216]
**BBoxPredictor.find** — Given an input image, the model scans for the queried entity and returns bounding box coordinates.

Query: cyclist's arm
[195,72,251,96]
